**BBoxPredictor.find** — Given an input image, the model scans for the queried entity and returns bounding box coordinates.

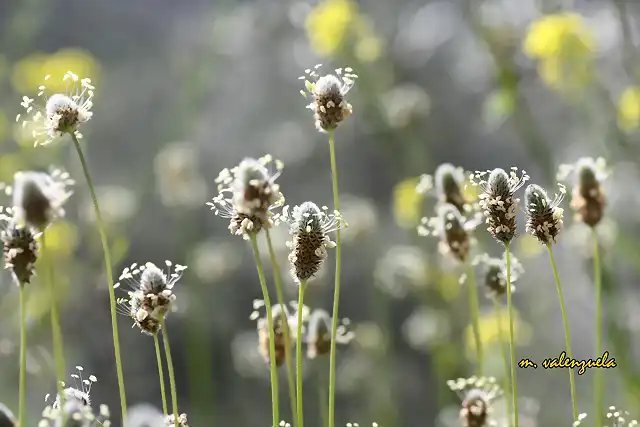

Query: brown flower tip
[524,183,566,245]
[560,157,608,228]
[252,302,294,367]
[304,309,354,359]
[1,220,39,286]
[447,376,502,427]
[300,65,358,132]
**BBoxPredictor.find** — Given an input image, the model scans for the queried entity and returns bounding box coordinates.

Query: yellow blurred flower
[617,86,640,132]
[465,307,532,359]
[44,221,79,257]
[516,234,545,259]
[11,49,99,94]
[392,176,424,229]
[437,272,462,302]
[523,12,595,91]
[305,0,382,62]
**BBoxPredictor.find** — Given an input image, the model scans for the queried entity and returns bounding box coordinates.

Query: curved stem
[70,134,127,420]
[593,228,603,425]
[42,233,66,404]
[546,244,579,420]
[493,297,512,427]
[154,334,168,416]
[265,229,297,424]
[18,283,27,427]
[160,319,179,421]
[249,233,280,427]
[504,244,519,427]
[327,130,342,427]
[467,262,483,374]
[296,280,307,427]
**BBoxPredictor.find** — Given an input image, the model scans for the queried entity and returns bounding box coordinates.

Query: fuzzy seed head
[115,261,187,335]
[305,309,354,359]
[164,413,189,427]
[12,169,74,230]
[435,163,468,211]
[207,155,284,238]
[524,183,565,245]
[2,221,39,286]
[283,202,345,283]
[474,252,523,298]
[447,376,502,427]
[300,65,358,132]
[19,72,94,146]
[254,303,294,367]
[471,167,529,245]
[436,204,473,262]
[570,158,607,227]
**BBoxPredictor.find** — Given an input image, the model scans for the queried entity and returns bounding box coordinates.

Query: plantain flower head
[1,207,40,286]
[447,376,503,427]
[304,308,354,359]
[18,71,94,146]
[300,64,358,132]
[558,157,607,228]
[165,413,190,427]
[207,155,284,238]
[250,300,298,367]
[473,252,524,299]
[524,183,566,245]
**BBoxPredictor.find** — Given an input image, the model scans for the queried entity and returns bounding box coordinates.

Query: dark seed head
[2,222,39,286]
[524,184,565,245]
[437,204,471,262]
[460,389,490,427]
[570,159,606,227]
[435,163,467,211]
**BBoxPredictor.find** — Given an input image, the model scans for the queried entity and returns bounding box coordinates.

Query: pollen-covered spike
[524,184,565,245]
[2,222,39,286]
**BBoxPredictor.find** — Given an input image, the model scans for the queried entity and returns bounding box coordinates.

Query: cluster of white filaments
[250,299,299,366]
[447,376,503,427]
[304,308,354,359]
[8,168,74,230]
[40,366,111,427]
[115,261,187,335]
[417,204,482,262]
[470,167,529,244]
[18,71,94,146]
[573,406,639,427]
[524,183,566,244]
[206,155,284,238]
[473,252,524,298]
[281,202,346,283]
[165,413,190,427]
[417,163,472,213]
[299,64,358,132]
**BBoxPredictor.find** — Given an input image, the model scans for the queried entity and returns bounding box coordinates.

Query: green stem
[154,334,168,416]
[504,243,519,427]
[42,233,66,404]
[592,228,603,425]
[296,280,307,427]
[249,232,280,427]
[493,297,512,427]
[70,134,127,420]
[160,319,179,421]
[546,244,579,420]
[327,130,342,427]
[265,229,297,424]
[18,283,27,427]
[318,368,328,427]
[467,262,483,375]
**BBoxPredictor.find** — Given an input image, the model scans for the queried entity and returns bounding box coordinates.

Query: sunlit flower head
[473,252,524,298]
[524,183,566,245]
[165,413,190,427]
[0,208,40,286]
[250,300,298,367]
[304,308,354,359]
[115,261,187,335]
[417,204,482,263]
[206,155,284,238]
[17,71,95,146]
[281,201,346,283]
[300,64,358,132]
[558,157,608,228]
[470,167,529,245]
[417,163,471,213]
[447,376,503,427]
[10,168,74,230]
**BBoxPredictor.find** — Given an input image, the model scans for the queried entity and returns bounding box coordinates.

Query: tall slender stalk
[326,130,342,427]
[592,228,603,425]
[467,262,483,374]
[546,244,579,420]
[504,243,519,427]
[154,334,168,416]
[591,227,604,423]
[493,297,512,427]
[265,229,297,424]
[70,134,127,420]
[160,319,179,421]
[296,280,307,427]
[249,232,280,427]
[42,233,66,403]
[18,283,27,427]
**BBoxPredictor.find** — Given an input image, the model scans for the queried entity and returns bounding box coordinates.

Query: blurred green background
[1,0,640,426]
